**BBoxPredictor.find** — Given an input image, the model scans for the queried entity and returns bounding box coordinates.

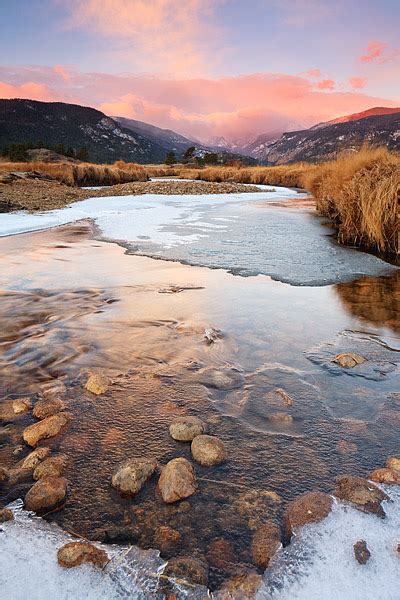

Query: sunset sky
[1,0,399,142]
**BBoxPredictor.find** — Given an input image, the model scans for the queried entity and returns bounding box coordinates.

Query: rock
[12,445,24,457]
[334,475,388,518]
[386,457,400,473]
[169,416,205,442]
[33,398,65,420]
[191,435,227,467]
[234,489,282,530]
[268,412,293,423]
[85,373,111,395]
[154,525,181,554]
[218,571,263,599]
[207,538,237,572]
[12,398,32,414]
[111,458,157,496]
[22,413,70,446]
[369,467,400,485]
[251,521,281,569]
[158,458,197,503]
[33,456,67,480]
[204,328,223,344]
[24,476,68,512]
[0,467,9,484]
[353,540,371,565]
[0,508,14,522]
[284,491,333,538]
[337,440,358,455]
[57,542,108,569]
[198,367,245,390]
[19,447,51,470]
[333,353,366,368]
[164,556,208,586]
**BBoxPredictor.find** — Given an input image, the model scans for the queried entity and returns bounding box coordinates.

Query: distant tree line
[1,141,90,162]
[165,146,220,166]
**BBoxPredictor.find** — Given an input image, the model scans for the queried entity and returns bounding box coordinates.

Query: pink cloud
[63,0,225,75]
[306,69,321,78]
[349,77,368,90]
[0,67,397,143]
[53,65,72,82]
[360,41,387,63]
[316,79,335,90]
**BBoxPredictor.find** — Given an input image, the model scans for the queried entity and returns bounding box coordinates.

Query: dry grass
[0,160,148,186]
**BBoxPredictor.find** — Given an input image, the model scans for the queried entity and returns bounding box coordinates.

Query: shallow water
[0,218,399,594]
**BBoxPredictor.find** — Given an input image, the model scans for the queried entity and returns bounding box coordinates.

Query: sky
[1,0,399,143]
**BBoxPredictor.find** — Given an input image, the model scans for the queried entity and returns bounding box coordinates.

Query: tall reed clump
[304,147,399,255]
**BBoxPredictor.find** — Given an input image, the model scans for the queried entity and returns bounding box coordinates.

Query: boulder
[158,458,197,503]
[84,373,110,395]
[0,508,14,522]
[334,475,388,518]
[33,398,65,420]
[164,556,208,586]
[333,353,366,368]
[191,435,227,467]
[111,458,157,496]
[154,525,181,554]
[369,467,400,485]
[353,540,371,565]
[198,367,245,390]
[251,521,281,569]
[24,476,68,512]
[57,542,108,569]
[33,456,67,480]
[284,491,333,538]
[218,571,263,599]
[12,398,32,414]
[19,447,51,470]
[169,416,205,442]
[23,413,70,446]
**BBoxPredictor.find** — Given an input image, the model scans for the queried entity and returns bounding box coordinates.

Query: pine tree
[165,150,176,165]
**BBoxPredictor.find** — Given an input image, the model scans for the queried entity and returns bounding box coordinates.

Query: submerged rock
[24,476,68,512]
[154,525,181,554]
[218,571,263,599]
[268,412,294,424]
[164,555,208,586]
[0,508,14,522]
[207,537,237,572]
[19,447,51,470]
[234,489,282,530]
[191,435,227,467]
[33,398,65,420]
[111,458,157,496]
[169,416,205,442]
[353,540,371,565]
[33,455,67,480]
[387,457,400,473]
[333,353,366,368]
[57,541,108,569]
[158,458,197,503]
[334,475,388,518]
[0,466,9,484]
[12,398,32,414]
[251,520,281,569]
[84,373,111,395]
[198,367,245,390]
[22,413,70,446]
[284,491,333,538]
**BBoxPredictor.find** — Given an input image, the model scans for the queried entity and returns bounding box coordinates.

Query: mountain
[0,99,168,163]
[263,108,400,164]
[238,132,283,160]
[114,116,199,156]
[311,106,400,130]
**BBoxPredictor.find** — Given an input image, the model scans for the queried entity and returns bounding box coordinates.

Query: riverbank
[0,176,262,212]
